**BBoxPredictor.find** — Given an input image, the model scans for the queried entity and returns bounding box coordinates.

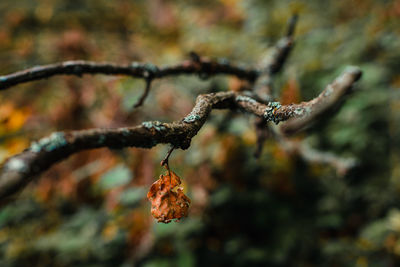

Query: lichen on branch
[0,67,361,201]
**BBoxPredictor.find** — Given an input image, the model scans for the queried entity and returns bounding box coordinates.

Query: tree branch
[286,14,298,37]
[253,14,298,157]
[0,67,361,201]
[254,14,298,102]
[280,66,362,135]
[271,122,358,176]
[278,137,358,176]
[0,59,259,91]
[133,78,153,108]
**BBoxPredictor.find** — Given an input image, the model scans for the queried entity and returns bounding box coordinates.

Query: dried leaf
[147,169,190,223]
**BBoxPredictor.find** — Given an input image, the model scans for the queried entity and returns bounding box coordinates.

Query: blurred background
[0,0,399,266]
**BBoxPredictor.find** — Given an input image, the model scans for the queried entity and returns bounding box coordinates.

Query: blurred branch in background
[0,59,258,91]
[253,14,297,157]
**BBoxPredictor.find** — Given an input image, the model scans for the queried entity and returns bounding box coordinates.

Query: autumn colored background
[0,0,399,266]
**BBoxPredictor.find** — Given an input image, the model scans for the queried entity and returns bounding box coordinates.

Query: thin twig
[254,119,270,158]
[133,78,153,108]
[161,146,175,167]
[286,14,299,37]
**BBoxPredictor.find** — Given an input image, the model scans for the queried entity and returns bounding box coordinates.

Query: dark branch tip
[286,13,299,37]
[344,66,362,81]
[133,77,153,109]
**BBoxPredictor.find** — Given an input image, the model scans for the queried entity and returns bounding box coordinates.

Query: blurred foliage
[0,0,399,266]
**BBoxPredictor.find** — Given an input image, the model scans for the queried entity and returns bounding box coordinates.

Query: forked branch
[0,68,361,200]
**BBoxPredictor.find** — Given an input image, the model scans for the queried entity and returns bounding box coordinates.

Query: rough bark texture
[0,68,361,200]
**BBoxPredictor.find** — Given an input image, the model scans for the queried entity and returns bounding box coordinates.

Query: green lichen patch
[143,63,159,74]
[269,102,282,109]
[30,132,68,153]
[292,106,312,117]
[293,108,305,116]
[183,114,201,123]
[235,95,257,104]
[142,121,166,131]
[264,101,282,124]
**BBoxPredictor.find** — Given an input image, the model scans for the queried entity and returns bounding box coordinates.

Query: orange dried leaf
[147,169,190,223]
